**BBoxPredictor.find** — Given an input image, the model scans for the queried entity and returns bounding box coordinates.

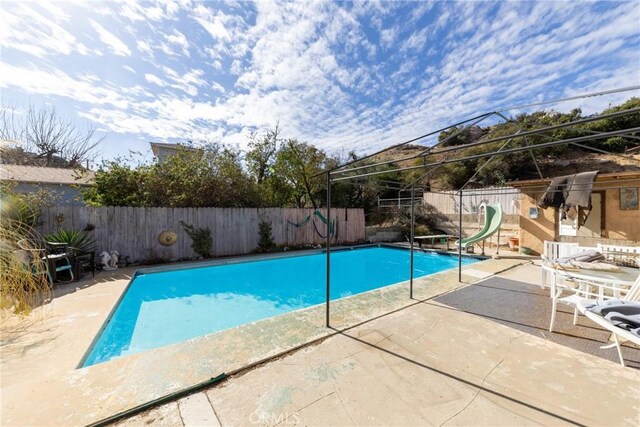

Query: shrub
[45,229,96,254]
[397,203,452,238]
[180,221,213,258]
[257,221,275,252]
[0,189,41,230]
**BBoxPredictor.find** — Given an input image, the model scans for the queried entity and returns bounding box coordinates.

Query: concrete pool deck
[118,264,640,427]
[1,250,517,426]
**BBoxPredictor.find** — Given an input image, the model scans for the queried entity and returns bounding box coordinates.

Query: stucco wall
[518,192,556,255]
[518,178,640,254]
[603,187,640,240]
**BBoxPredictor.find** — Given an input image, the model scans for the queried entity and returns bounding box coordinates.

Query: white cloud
[136,40,153,56]
[211,82,225,93]
[400,27,429,52]
[380,28,397,48]
[156,66,206,96]
[164,28,190,56]
[118,0,179,22]
[0,63,129,109]
[144,73,165,86]
[0,2,92,57]
[90,19,131,56]
[192,5,232,41]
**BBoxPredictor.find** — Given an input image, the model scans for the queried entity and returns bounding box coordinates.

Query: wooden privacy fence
[423,186,521,215]
[37,207,365,262]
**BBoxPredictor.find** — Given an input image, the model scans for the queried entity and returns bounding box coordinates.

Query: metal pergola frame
[321,86,640,327]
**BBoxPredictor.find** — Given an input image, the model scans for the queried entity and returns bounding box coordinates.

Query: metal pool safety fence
[37,206,366,262]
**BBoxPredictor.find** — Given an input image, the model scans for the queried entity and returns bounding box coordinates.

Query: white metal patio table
[544,264,639,311]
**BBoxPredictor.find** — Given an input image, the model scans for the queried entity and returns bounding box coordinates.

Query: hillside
[365,99,640,189]
[374,145,640,174]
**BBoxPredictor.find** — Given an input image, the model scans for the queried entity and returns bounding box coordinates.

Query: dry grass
[0,197,52,321]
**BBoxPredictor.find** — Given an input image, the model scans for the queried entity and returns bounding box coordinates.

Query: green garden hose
[85,373,226,427]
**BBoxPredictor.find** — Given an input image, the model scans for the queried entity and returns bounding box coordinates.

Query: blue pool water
[83,246,478,366]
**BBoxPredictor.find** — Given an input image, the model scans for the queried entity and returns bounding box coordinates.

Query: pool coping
[78,243,487,368]
[132,242,487,275]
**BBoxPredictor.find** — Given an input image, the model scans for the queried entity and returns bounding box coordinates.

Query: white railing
[377,197,423,209]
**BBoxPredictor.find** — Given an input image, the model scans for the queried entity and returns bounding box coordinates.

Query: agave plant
[45,228,96,254]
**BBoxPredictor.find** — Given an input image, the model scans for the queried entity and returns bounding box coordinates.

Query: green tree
[586,97,640,152]
[83,160,147,207]
[271,139,330,208]
[83,145,261,207]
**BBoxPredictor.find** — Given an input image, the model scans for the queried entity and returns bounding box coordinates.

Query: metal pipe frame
[317,112,498,178]
[324,86,640,180]
[570,127,640,142]
[322,113,497,178]
[458,190,463,282]
[319,86,639,323]
[459,132,520,191]
[325,171,331,327]
[494,85,639,112]
[492,112,545,181]
[331,126,640,182]
[424,174,640,193]
[330,106,640,179]
[529,149,544,180]
[423,179,640,197]
[493,111,640,167]
[423,107,640,158]
[409,184,415,299]
[413,112,498,156]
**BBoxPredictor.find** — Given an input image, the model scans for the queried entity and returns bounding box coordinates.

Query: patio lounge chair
[577,299,640,367]
[550,273,640,333]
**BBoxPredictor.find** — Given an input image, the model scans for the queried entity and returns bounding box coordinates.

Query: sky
[1,0,639,164]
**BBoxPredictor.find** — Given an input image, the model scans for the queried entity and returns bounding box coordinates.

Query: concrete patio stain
[1,255,524,426]
[206,298,639,426]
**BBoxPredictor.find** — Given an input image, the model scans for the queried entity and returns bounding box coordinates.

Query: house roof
[149,141,199,157]
[0,139,19,146]
[0,164,95,186]
[508,171,640,187]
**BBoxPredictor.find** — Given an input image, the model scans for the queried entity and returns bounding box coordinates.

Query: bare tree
[0,104,104,168]
[246,122,280,184]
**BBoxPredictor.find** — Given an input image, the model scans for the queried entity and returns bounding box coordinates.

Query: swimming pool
[82,246,479,366]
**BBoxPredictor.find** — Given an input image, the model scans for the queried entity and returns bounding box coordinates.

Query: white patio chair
[550,273,640,332]
[543,241,580,261]
[577,297,640,367]
[540,241,580,289]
